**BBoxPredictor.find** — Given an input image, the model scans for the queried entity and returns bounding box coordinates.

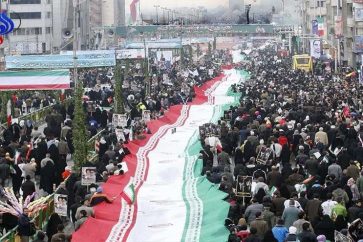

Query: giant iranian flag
[73,68,247,242]
[0,69,70,90]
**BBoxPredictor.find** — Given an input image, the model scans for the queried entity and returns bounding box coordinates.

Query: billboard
[310,39,322,58]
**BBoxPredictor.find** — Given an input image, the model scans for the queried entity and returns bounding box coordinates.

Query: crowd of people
[0,47,232,241]
[196,45,363,242]
[3,39,363,241]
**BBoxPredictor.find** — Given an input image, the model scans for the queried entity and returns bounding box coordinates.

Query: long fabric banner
[5,50,116,69]
[73,68,246,242]
[0,70,70,90]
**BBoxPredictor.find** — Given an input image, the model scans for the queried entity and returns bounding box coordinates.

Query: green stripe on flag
[181,70,250,242]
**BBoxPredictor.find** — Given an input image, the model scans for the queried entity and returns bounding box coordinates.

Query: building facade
[303,0,363,67]
[1,0,54,54]
[0,0,124,55]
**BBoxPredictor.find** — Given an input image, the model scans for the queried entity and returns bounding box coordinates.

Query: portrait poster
[54,194,68,217]
[81,167,97,186]
[236,176,253,197]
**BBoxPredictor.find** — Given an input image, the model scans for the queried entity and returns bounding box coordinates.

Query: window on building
[10,0,41,4]
[12,28,42,35]
[10,12,41,19]
[47,12,51,18]
[357,28,363,35]
[317,0,325,8]
[46,27,51,34]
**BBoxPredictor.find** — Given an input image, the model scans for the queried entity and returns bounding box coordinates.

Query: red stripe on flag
[0,84,70,90]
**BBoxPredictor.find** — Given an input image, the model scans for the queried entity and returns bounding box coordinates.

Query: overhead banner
[335,16,343,38]
[6,51,116,69]
[310,39,322,58]
[312,20,318,35]
[0,70,70,90]
[116,49,146,59]
[354,36,363,53]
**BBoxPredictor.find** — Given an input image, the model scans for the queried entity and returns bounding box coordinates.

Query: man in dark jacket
[21,175,36,200]
[298,222,317,242]
[267,166,282,188]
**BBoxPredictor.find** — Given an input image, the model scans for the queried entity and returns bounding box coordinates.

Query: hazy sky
[126,0,285,12]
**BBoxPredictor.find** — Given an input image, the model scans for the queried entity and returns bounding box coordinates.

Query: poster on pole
[112,114,128,127]
[236,176,253,197]
[54,194,68,217]
[310,39,321,58]
[142,110,151,122]
[115,128,126,142]
[81,167,97,186]
[256,147,272,165]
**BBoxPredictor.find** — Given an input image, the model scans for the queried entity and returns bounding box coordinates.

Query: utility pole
[6,1,10,55]
[336,0,340,73]
[154,5,160,25]
[73,0,79,87]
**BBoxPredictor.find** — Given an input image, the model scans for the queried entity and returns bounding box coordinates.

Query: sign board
[112,114,128,127]
[54,194,68,217]
[256,147,272,165]
[81,167,97,186]
[142,110,151,122]
[116,49,146,59]
[236,176,253,197]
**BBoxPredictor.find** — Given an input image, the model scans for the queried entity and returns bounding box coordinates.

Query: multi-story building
[303,0,363,67]
[0,0,124,55]
[1,0,54,54]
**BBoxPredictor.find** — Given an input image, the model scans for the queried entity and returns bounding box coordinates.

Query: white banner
[116,49,146,59]
[310,39,321,58]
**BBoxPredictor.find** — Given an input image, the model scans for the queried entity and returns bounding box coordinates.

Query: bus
[292,54,313,72]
